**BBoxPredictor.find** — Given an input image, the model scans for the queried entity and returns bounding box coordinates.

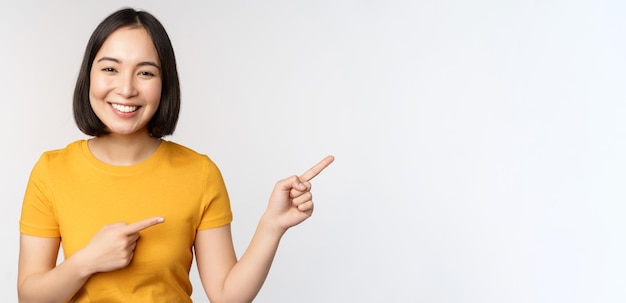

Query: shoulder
[28,140,86,180]
[36,140,86,166]
[161,141,221,170]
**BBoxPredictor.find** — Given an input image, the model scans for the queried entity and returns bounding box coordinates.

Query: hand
[265,156,334,232]
[78,217,164,274]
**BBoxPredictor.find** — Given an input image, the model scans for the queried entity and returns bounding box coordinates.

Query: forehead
[95,26,160,63]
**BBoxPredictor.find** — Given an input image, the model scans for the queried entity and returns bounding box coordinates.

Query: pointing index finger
[125,217,164,234]
[300,155,335,182]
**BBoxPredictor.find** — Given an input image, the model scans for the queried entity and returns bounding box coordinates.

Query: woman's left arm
[194,156,334,303]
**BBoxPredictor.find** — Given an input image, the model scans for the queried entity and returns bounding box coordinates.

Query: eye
[138,71,156,77]
[101,67,117,73]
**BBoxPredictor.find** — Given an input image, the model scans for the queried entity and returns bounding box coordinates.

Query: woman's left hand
[265,155,334,233]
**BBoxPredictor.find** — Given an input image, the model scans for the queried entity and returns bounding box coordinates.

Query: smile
[110,103,140,113]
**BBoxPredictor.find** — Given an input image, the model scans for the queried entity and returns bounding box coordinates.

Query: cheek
[146,82,162,105]
[89,74,108,101]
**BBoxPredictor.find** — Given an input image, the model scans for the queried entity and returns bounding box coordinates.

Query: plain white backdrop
[1,0,625,302]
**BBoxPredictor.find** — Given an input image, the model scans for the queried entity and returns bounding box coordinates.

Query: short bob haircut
[73,8,180,138]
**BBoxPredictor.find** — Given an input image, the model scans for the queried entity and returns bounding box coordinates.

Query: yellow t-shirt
[20,140,233,302]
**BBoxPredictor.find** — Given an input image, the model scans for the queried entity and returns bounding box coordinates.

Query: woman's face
[89,26,162,137]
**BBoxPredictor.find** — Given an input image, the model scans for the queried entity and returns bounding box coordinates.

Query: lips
[110,103,140,113]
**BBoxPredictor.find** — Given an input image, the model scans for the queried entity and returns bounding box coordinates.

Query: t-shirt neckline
[79,139,167,175]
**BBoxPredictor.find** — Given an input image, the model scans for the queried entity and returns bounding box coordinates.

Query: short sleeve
[197,158,233,230]
[19,155,60,237]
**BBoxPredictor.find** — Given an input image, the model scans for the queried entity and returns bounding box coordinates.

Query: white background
[1,0,625,302]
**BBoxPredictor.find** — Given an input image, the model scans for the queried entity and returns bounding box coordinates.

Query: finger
[300,155,335,182]
[297,201,314,213]
[124,217,165,234]
[128,241,137,252]
[292,192,312,206]
[290,181,311,198]
[127,233,140,242]
[278,175,303,191]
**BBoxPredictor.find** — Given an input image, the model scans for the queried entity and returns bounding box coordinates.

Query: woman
[17,8,333,303]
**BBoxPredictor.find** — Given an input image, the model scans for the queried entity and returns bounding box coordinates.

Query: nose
[116,73,138,98]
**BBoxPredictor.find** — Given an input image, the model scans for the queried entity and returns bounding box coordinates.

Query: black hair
[73,8,180,138]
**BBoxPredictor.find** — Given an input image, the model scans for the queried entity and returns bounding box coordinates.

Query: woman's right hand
[78,217,164,274]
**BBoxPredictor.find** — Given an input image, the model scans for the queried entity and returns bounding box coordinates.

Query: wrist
[68,249,96,279]
[259,211,288,238]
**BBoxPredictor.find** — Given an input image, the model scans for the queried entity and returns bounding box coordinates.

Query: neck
[88,131,162,166]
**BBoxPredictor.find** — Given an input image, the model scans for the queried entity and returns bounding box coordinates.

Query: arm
[195,156,334,303]
[194,214,285,303]
[17,234,91,303]
[18,217,164,303]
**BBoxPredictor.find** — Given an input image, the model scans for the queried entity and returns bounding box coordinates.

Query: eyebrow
[96,57,161,70]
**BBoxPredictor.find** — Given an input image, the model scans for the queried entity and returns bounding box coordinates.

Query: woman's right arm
[17,234,92,303]
[17,217,164,303]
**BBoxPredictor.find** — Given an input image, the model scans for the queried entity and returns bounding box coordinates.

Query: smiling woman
[17,7,333,303]
[88,27,163,161]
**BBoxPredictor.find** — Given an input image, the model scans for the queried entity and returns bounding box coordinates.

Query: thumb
[278,175,305,192]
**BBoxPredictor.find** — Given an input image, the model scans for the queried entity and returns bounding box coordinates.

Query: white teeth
[111,103,139,113]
